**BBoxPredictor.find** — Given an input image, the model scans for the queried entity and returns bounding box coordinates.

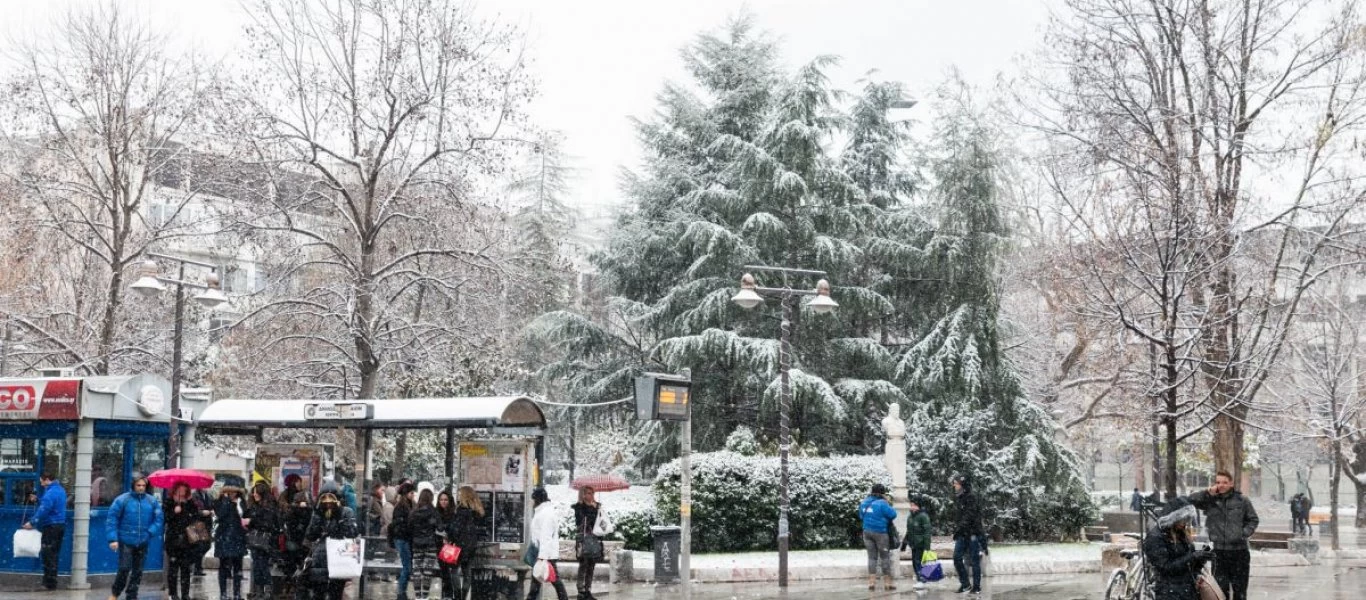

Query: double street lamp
[731,265,837,588]
[131,252,229,468]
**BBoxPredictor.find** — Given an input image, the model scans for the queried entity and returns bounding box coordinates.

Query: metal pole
[681,371,692,598]
[70,418,95,590]
[168,264,186,468]
[778,295,793,588]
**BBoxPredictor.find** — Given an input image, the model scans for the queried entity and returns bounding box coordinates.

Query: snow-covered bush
[653,451,891,552]
[724,426,760,455]
[548,485,657,551]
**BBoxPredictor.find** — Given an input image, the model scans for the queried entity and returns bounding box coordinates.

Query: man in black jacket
[1188,471,1259,600]
[951,474,984,595]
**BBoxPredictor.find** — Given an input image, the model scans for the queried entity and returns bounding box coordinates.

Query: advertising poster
[476,491,495,541]
[494,492,524,543]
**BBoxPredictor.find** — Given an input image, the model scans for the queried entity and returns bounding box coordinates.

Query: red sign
[0,379,81,420]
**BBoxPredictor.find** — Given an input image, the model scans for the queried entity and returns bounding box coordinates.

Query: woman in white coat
[527,487,570,600]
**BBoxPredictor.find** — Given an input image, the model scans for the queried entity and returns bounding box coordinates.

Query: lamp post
[731,265,837,588]
[130,252,229,468]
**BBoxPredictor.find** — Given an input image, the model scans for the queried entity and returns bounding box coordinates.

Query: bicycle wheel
[1104,569,1128,600]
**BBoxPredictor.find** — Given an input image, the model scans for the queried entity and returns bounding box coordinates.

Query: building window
[43,438,74,502]
[132,439,166,481]
[91,439,125,508]
[0,438,38,472]
[147,201,171,228]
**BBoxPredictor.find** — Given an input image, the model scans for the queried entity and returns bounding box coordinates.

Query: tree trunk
[1356,485,1366,529]
[1329,434,1341,551]
[394,430,408,482]
[95,268,124,375]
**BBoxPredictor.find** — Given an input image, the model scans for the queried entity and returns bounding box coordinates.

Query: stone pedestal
[1288,537,1320,564]
[882,404,911,539]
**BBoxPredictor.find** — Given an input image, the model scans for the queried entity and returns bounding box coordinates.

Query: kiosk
[0,373,210,588]
[195,396,547,598]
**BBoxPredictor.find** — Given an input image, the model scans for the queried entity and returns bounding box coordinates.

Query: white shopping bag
[325,537,364,580]
[592,513,615,537]
[13,529,41,558]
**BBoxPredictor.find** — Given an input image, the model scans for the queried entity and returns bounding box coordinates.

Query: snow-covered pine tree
[897,83,1093,539]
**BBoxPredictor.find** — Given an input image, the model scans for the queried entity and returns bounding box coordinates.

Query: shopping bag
[12,529,41,559]
[1197,571,1226,600]
[918,560,943,582]
[439,543,462,565]
[324,537,364,580]
[592,513,615,536]
[533,559,559,583]
[922,550,938,563]
[547,560,558,583]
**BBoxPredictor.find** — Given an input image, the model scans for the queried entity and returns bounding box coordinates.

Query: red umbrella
[148,468,216,490]
[570,473,630,492]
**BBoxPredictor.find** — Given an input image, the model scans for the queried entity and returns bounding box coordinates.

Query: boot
[868,575,877,590]
[181,576,193,600]
[884,574,896,591]
[233,576,244,600]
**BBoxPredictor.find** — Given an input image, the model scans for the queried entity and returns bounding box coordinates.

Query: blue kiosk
[0,373,209,589]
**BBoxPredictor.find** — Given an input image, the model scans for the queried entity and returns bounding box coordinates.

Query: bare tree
[227,0,534,463]
[1028,0,1366,496]
[0,3,217,374]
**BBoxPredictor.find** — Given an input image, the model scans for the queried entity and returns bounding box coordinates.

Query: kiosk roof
[196,396,545,433]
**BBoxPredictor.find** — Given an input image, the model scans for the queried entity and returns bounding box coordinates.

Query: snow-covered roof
[196,396,545,432]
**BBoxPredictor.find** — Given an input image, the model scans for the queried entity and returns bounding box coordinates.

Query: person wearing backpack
[900,499,933,589]
[859,483,899,592]
[106,477,164,600]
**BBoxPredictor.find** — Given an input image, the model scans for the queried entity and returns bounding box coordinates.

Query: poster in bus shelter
[494,492,524,543]
[476,491,494,542]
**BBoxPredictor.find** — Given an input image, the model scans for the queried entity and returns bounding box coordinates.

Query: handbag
[439,542,462,565]
[247,529,275,551]
[13,529,41,559]
[533,559,558,583]
[324,538,364,579]
[578,534,604,561]
[918,560,944,582]
[186,521,211,545]
[521,541,539,566]
[1197,570,1226,600]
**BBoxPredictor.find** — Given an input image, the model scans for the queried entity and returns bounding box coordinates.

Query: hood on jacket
[1157,500,1198,531]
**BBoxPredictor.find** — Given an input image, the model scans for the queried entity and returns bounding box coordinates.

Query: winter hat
[870,483,889,496]
[417,481,436,501]
[220,474,246,495]
[1157,498,1198,531]
[397,482,416,498]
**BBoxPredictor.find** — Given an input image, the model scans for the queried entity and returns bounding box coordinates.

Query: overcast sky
[2,0,1053,237]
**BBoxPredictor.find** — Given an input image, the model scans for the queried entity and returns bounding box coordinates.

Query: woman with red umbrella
[569,476,621,600]
[163,482,208,600]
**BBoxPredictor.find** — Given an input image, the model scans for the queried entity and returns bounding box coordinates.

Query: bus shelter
[195,396,548,596]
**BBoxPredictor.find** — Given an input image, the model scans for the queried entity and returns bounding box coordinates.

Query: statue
[882,403,911,554]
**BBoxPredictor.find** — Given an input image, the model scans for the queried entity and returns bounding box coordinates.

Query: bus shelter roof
[195,396,545,434]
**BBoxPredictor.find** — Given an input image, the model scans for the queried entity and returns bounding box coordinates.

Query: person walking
[23,471,66,590]
[1299,494,1314,537]
[365,483,390,536]
[951,474,985,595]
[301,487,359,600]
[390,482,418,600]
[1131,488,1143,513]
[164,482,207,600]
[214,478,250,600]
[1289,494,1304,535]
[106,476,163,600]
[442,487,484,600]
[1188,470,1259,600]
[527,487,569,600]
[858,483,898,592]
[1142,499,1214,600]
[245,482,284,599]
[571,486,612,600]
[407,489,442,600]
[899,499,932,589]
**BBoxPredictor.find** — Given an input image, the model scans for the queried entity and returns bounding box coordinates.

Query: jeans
[908,541,929,582]
[953,535,983,591]
[1213,547,1250,600]
[526,560,569,600]
[111,543,148,599]
[396,539,413,597]
[39,524,64,588]
[862,531,892,576]
[251,547,273,589]
[577,557,598,593]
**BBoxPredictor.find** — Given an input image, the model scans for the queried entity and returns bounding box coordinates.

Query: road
[8,563,1364,600]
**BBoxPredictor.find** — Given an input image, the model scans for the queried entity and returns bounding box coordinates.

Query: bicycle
[1103,499,1165,600]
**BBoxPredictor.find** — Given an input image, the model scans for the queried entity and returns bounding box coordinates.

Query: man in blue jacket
[23,472,67,590]
[860,483,899,592]
[105,477,163,600]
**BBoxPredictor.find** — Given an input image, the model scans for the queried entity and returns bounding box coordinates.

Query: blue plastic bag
[918,560,943,582]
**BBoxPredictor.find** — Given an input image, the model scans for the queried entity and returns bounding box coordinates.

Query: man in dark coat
[1130,488,1143,513]
[951,474,984,595]
[1188,471,1258,600]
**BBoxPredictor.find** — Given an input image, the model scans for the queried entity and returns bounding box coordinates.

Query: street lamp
[731,265,837,588]
[131,252,229,468]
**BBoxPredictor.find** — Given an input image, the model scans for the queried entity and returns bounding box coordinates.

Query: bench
[1249,531,1292,550]
[557,539,627,583]
[1085,526,1109,542]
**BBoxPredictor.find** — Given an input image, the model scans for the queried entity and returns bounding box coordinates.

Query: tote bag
[438,542,462,565]
[325,538,364,580]
[12,529,41,559]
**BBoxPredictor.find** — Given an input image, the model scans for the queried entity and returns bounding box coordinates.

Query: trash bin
[650,525,682,583]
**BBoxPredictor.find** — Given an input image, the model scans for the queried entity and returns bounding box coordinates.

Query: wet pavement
[6,563,1365,600]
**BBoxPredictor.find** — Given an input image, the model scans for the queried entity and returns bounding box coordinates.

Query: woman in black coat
[245,482,283,599]
[164,482,208,600]
[1142,501,1214,600]
[407,489,441,600]
[280,477,313,584]
[214,480,249,600]
[303,489,359,600]
[443,486,485,600]
[434,490,457,600]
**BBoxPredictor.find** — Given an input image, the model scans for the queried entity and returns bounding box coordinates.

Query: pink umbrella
[570,473,630,492]
[148,468,216,490]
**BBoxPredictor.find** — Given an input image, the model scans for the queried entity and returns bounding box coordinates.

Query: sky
[0,0,1054,242]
